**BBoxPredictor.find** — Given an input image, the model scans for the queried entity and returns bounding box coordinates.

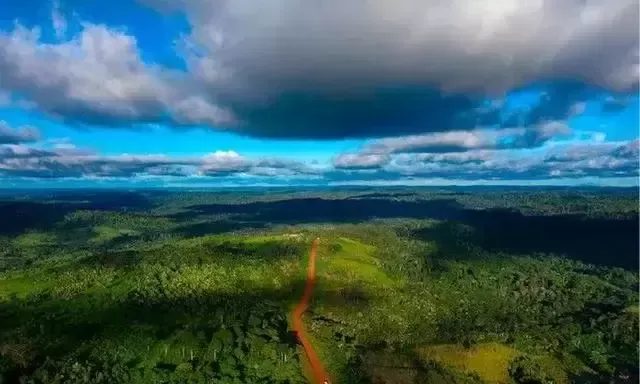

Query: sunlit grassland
[308,235,412,382]
[89,226,139,245]
[12,232,57,249]
[417,343,521,384]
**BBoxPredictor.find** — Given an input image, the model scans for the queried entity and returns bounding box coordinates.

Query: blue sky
[0,0,638,188]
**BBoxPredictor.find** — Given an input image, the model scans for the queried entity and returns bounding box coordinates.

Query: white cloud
[200,150,250,174]
[53,143,76,150]
[361,122,571,154]
[0,137,637,182]
[0,24,168,122]
[334,153,391,169]
[0,23,233,127]
[329,176,639,187]
[569,102,587,117]
[382,140,640,180]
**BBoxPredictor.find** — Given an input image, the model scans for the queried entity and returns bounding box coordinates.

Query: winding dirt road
[291,238,331,384]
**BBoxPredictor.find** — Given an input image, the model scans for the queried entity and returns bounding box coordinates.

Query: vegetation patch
[90,226,139,244]
[417,342,519,383]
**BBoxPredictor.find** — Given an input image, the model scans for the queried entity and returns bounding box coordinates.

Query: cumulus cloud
[200,151,251,175]
[334,153,391,170]
[143,0,638,137]
[0,149,198,178]
[0,121,41,144]
[1,136,637,183]
[362,122,571,154]
[545,139,639,163]
[0,142,321,180]
[371,140,640,180]
[251,158,324,177]
[0,1,637,138]
[0,23,234,128]
[0,144,54,159]
[170,0,639,90]
[0,24,167,125]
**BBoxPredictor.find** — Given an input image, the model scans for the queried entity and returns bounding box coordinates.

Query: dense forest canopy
[0,187,637,383]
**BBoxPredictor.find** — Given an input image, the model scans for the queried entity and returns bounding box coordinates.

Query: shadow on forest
[1,193,637,269]
[171,197,466,224]
[41,191,157,211]
[0,276,373,382]
[172,220,267,238]
[76,239,308,270]
[416,207,639,270]
[0,192,155,236]
[173,197,638,270]
[344,192,419,200]
[0,202,73,236]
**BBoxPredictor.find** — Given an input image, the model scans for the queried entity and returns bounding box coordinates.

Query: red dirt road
[291,238,331,384]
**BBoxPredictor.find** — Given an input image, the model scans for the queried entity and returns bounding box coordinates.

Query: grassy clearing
[323,237,397,289]
[308,235,410,381]
[417,342,519,383]
[0,273,50,299]
[90,226,139,244]
[12,232,57,248]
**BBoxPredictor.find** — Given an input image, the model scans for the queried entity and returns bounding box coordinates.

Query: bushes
[508,356,554,384]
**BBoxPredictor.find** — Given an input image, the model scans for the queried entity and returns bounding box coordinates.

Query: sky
[0,0,638,188]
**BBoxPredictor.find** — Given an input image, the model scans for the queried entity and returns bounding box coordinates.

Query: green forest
[0,187,637,383]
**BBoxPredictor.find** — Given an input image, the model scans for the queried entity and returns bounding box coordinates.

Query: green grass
[306,235,412,381]
[90,226,139,244]
[415,343,571,384]
[417,342,520,383]
[0,273,49,299]
[12,232,57,248]
[321,236,398,288]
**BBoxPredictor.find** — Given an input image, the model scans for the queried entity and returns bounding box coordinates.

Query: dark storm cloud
[228,88,488,139]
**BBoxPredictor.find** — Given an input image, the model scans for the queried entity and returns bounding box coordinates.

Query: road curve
[291,238,331,384]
